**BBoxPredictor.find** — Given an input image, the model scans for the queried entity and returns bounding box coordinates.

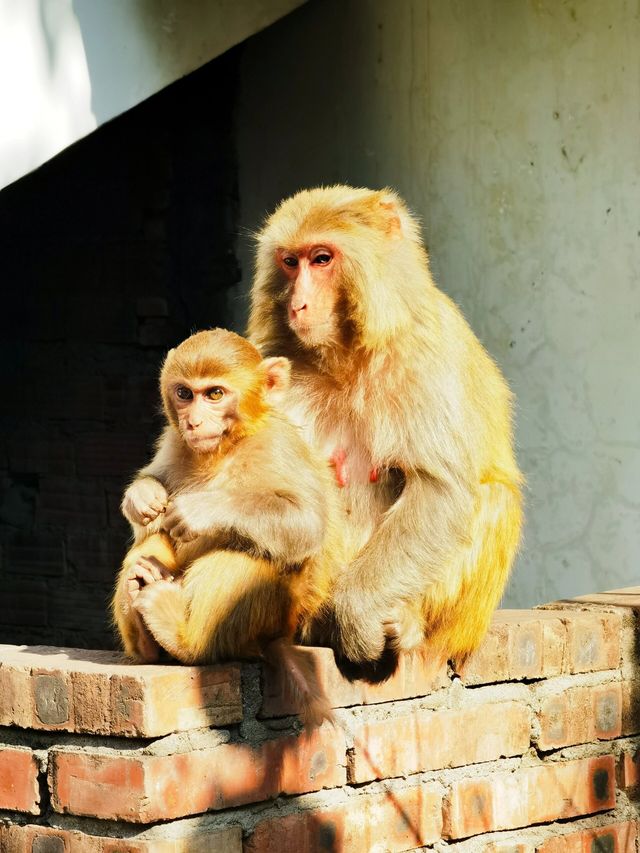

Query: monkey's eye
[311,250,333,266]
[207,387,225,401]
[282,255,298,268]
[175,386,193,401]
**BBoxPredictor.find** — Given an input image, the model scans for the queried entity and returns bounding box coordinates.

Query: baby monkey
[112,329,343,726]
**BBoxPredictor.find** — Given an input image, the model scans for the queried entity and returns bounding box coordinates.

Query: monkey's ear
[379,197,402,235]
[262,356,291,397]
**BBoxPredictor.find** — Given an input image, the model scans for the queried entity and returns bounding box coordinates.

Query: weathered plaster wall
[0,0,305,190]
[237,0,640,607]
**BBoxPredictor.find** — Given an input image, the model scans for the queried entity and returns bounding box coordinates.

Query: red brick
[444,756,616,839]
[457,610,565,685]
[536,683,622,750]
[0,823,242,852]
[8,436,75,476]
[563,612,621,674]
[37,475,108,527]
[621,681,640,736]
[0,644,241,736]
[0,747,39,814]
[75,432,148,476]
[246,784,443,852]
[139,317,172,347]
[136,296,169,317]
[6,531,65,577]
[261,645,449,719]
[537,820,637,852]
[619,747,640,791]
[0,580,48,628]
[49,724,346,822]
[67,531,126,583]
[350,701,530,783]
[0,662,32,728]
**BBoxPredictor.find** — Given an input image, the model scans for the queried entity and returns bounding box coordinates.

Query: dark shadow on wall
[0,48,241,649]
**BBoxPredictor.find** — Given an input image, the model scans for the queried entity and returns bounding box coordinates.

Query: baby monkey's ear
[261,356,291,399]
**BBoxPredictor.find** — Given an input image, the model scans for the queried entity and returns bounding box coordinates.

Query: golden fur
[249,186,523,664]
[112,329,344,725]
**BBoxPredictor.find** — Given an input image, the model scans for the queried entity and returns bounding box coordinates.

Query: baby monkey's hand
[121,477,168,526]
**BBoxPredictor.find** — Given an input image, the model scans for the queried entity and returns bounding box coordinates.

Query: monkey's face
[276,245,342,346]
[171,380,237,453]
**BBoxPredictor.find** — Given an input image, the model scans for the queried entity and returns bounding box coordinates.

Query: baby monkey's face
[171,378,238,454]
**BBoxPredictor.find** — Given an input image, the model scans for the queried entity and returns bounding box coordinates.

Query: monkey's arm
[332,468,475,662]
[164,419,329,564]
[121,430,176,531]
[164,486,326,564]
[122,476,168,528]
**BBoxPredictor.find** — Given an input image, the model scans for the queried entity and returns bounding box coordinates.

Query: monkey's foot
[132,580,189,662]
[335,643,399,684]
[383,606,425,653]
[129,610,161,663]
[132,578,177,620]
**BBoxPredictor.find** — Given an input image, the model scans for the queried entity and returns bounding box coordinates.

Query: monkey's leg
[134,551,287,664]
[112,532,179,662]
[422,480,522,660]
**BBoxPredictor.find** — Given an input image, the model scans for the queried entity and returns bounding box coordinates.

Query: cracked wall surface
[237,0,640,607]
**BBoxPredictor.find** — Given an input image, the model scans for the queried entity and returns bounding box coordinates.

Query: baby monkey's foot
[132,574,187,663]
[126,556,175,663]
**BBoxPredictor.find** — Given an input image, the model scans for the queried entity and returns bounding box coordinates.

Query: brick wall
[0,50,241,649]
[1,588,639,851]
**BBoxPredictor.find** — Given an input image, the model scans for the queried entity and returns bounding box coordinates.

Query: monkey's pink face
[172,380,237,453]
[277,245,341,346]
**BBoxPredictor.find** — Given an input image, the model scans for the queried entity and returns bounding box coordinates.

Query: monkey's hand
[126,556,175,603]
[163,492,212,543]
[331,582,389,664]
[121,556,175,663]
[122,477,168,526]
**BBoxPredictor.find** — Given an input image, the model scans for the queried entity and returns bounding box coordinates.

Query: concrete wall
[237,0,640,608]
[0,0,305,190]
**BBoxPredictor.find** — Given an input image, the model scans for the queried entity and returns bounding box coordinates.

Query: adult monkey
[248,185,523,672]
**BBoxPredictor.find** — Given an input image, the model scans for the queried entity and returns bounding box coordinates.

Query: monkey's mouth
[184,432,224,452]
[289,318,335,345]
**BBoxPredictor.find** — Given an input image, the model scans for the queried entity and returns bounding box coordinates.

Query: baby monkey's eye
[207,387,225,401]
[175,386,193,401]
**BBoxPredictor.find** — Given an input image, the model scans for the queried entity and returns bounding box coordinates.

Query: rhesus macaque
[112,329,344,725]
[248,185,523,672]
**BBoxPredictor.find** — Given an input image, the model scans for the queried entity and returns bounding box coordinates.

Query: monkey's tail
[264,639,335,730]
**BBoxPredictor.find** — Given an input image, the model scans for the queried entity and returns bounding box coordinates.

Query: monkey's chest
[287,387,398,516]
[323,430,399,539]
